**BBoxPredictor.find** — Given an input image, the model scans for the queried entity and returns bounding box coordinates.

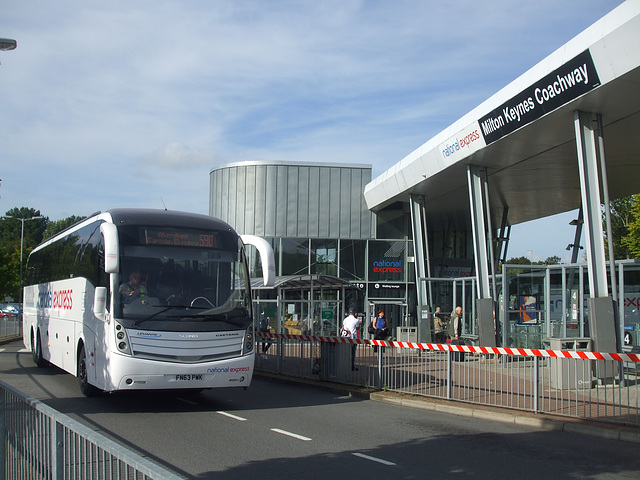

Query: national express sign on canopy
[479,50,600,145]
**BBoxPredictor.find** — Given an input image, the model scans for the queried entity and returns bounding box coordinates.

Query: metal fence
[0,319,22,342]
[0,380,184,480]
[256,333,640,427]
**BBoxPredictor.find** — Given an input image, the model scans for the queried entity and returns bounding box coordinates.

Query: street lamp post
[0,38,17,66]
[2,215,43,302]
[0,38,17,51]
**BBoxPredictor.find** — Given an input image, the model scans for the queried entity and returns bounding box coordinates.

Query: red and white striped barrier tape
[255,332,640,363]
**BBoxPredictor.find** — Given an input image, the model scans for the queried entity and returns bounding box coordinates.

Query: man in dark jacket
[449,306,463,341]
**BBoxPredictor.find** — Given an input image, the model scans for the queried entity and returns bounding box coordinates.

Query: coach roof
[105,208,235,233]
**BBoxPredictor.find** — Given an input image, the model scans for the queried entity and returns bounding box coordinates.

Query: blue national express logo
[38,289,73,310]
[372,259,402,274]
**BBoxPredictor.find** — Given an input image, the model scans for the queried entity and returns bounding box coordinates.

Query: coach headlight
[115,321,132,355]
[245,326,254,354]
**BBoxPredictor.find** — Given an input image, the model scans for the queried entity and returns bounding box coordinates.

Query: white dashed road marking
[352,453,396,466]
[270,428,312,441]
[217,411,247,421]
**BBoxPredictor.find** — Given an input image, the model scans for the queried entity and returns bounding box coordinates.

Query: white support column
[574,110,617,354]
[467,165,491,299]
[573,110,608,297]
[410,194,432,342]
[467,165,496,347]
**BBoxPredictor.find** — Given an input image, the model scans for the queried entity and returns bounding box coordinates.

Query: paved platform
[369,389,640,445]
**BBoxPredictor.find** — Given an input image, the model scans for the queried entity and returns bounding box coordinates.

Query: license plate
[174,374,204,381]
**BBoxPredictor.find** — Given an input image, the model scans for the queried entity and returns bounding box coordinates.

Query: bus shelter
[251,274,358,337]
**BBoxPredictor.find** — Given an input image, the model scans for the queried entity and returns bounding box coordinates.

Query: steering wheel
[190,296,215,308]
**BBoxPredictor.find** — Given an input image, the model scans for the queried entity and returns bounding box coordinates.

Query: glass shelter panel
[311,239,337,276]
[500,264,594,349]
[280,238,309,275]
[621,262,640,347]
[338,239,366,281]
[504,267,547,349]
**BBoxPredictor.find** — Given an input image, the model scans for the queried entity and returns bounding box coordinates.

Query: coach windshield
[114,226,251,331]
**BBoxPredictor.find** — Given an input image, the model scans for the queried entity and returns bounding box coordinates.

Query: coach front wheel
[32,329,49,368]
[78,344,101,397]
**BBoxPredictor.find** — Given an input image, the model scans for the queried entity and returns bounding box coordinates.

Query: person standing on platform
[434,306,447,343]
[258,310,272,359]
[373,309,389,352]
[342,307,361,371]
[449,306,463,341]
[449,306,465,361]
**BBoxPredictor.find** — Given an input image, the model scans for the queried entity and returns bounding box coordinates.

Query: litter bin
[396,326,417,343]
[549,338,592,389]
[320,342,353,382]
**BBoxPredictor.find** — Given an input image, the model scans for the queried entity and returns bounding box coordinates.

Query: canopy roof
[250,274,355,291]
[364,1,640,231]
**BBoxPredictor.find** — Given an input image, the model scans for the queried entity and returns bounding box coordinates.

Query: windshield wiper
[132,305,190,327]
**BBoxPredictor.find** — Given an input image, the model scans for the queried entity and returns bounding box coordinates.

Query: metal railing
[0,380,184,480]
[0,319,22,342]
[256,333,640,427]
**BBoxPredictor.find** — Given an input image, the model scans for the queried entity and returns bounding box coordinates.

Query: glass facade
[375,204,408,240]
[338,240,367,281]
[248,237,413,284]
[280,238,309,276]
[247,235,415,338]
[311,239,337,276]
[211,162,421,340]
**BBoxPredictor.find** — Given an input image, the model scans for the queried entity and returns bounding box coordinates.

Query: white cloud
[142,142,216,169]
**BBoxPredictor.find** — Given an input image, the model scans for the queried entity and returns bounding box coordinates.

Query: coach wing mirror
[101,223,119,273]
[240,235,275,287]
[93,287,108,321]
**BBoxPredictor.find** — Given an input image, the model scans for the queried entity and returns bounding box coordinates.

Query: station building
[209,161,417,341]
[363,0,640,352]
[210,1,640,352]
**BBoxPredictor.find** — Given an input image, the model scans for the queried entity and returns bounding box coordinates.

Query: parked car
[0,304,19,319]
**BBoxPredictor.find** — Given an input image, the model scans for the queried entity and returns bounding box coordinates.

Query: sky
[0,0,625,263]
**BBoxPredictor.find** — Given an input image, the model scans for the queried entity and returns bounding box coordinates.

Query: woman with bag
[373,310,389,352]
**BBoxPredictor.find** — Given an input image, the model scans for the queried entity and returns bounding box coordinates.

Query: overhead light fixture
[0,38,17,51]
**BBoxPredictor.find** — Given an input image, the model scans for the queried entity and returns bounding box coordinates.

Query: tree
[0,207,48,301]
[605,195,639,260]
[622,198,640,258]
[44,215,86,240]
[0,207,47,250]
[0,246,14,302]
[0,208,87,301]
[504,256,532,265]
[499,254,562,274]
[544,255,561,265]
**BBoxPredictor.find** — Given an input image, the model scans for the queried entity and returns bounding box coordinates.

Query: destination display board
[144,228,219,248]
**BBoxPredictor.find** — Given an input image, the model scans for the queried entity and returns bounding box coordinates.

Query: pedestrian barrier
[255,332,640,427]
[0,319,21,342]
[0,380,184,480]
